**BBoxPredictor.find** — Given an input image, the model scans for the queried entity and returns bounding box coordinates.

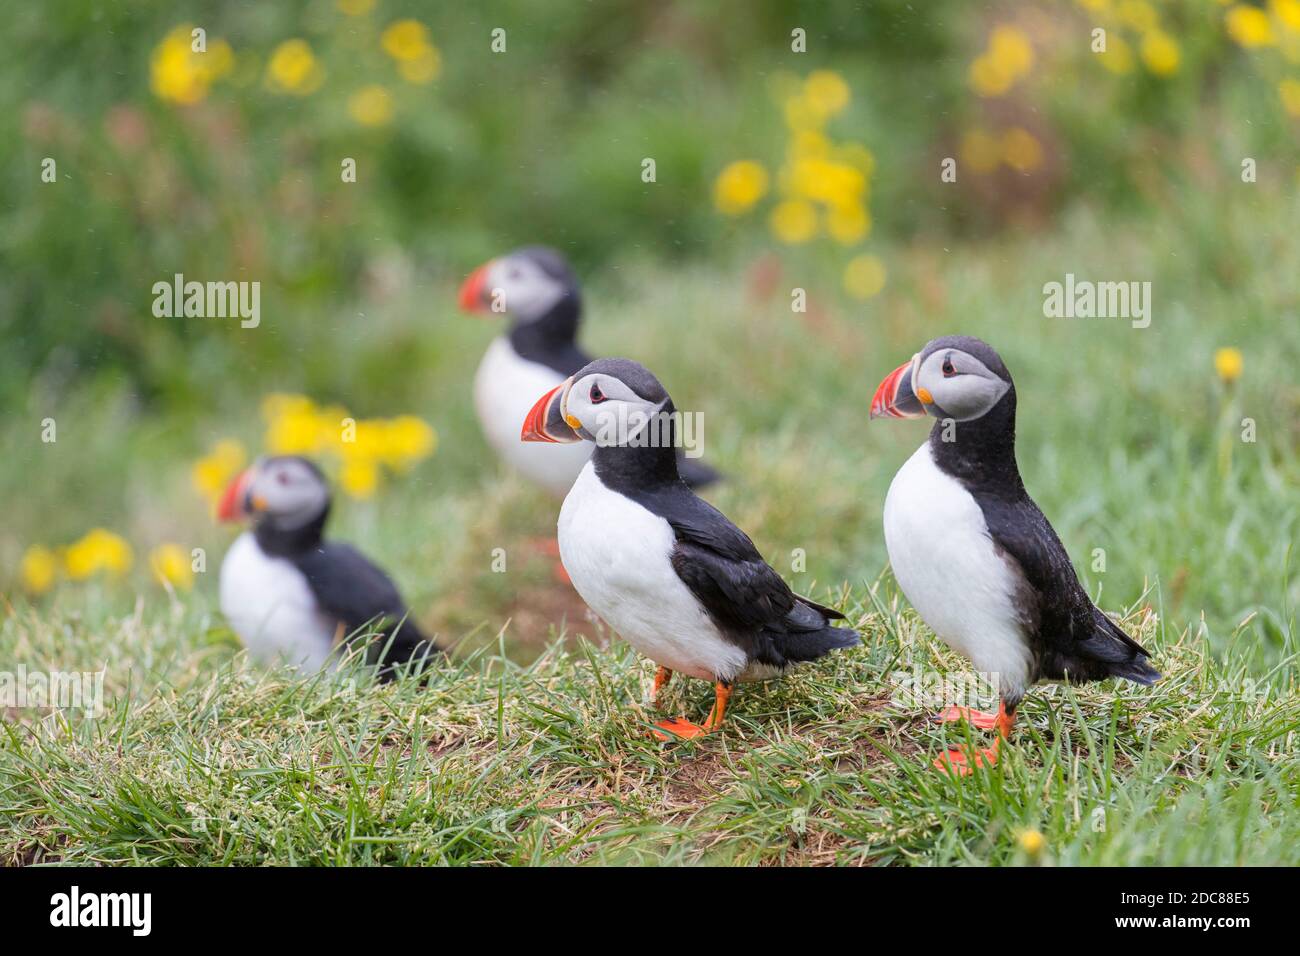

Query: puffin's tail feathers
[1085,608,1160,686]
[370,619,443,683]
[773,598,859,663]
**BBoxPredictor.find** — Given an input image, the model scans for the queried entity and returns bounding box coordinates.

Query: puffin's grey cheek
[943,376,1011,421]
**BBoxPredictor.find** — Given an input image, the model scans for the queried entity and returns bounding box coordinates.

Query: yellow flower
[1116,0,1159,32]
[989,26,1035,78]
[790,130,830,160]
[769,200,818,244]
[826,202,871,244]
[265,396,328,455]
[380,416,437,468]
[1274,0,1300,32]
[399,48,441,84]
[1226,5,1275,47]
[960,129,1002,174]
[337,0,376,15]
[1001,128,1043,172]
[192,439,248,504]
[20,545,57,595]
[382,20,432,61]
[266,39,324,95]
[348,85,394,127]
[803,70,850,117]
[1214,347,1244,383]
[783,95,825,132]
[713,160,770,215]
[843,254,887,300]
[1099,34,1135,74]
[1279,78,1300,115]
[150,544,194,591]
[150,26,234,105]
[969,55,1014,97]
[64,529,133,580]
[1017,828,1046,856]
[1141,30,1181,76]
[340,458,379,499]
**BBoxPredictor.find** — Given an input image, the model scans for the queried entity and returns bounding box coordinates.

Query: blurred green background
[1,0,1297,666]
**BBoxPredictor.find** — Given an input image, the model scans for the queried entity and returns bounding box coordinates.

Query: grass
[2,187,1299,865]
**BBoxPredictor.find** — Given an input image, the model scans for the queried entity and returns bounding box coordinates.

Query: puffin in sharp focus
[521,358,857,739]
[459,246,720,496]
[217,455,439,680]
[870,336,1159,773]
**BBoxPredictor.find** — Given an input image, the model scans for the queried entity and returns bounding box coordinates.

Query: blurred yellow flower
[1275,0,1300,32]
[989,26,1035,77]
[1214,347,1244,383]
[382,20,432,61]
[1116,0,1159,32]
[1280,78,1300,115]
[713,160,770,215]
[266,39,324,95]
[150,26,234,105]
[1226,5,1275,47]
[769,200,818,244]
[64,529,133,580]
[20,545,57,595]
[960,129,1002,174]
[150,543,194,591]
[1001,128,1043,172]
[192,439,248,505]
[803,70,850,117]
[826,202,871,244]
[971,25,1033,97]
[843,254,887,300]
[1141,31,1181,76]
[399,48,441,84]
[349,85,394,126]
[969,55,1014,97]
[1017,828,1046,856]
[380,416,437,468]
[783,95,824,132]
[338,0,376,15]
[340,459,379,498]
[1099,34,1136,73]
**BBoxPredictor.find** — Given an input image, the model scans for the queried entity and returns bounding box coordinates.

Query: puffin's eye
[276,471,291,486]
[942,357,957,377]
[589,383,606,404]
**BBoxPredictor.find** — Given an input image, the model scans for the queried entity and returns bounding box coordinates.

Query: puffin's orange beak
[216,468,252,522]
[521,378,581,443]
[458,262,492,313]
[871,357,927,420]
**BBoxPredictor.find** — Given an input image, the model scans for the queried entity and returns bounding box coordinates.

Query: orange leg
[650,666,673,708]
[652,680,732,742]
[934,701,1017,776]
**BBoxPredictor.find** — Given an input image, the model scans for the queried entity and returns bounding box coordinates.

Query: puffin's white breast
[473,336,594,497]
[883,442,1031,696]
[219,531,339,674]
[557,462,749,682]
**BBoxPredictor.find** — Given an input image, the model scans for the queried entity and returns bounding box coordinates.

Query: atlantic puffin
[217,455,439,680]
[521,358,857,739]
[870,335,1159,773]
[459,246,720,496]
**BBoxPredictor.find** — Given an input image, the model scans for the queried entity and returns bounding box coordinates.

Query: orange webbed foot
[933,706,1000,730]
[651,717,709,741]
[933,744,1001,776]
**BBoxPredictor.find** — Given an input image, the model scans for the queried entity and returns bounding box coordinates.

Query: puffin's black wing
[676,453,723,489]
[978,494,1158,686]
[628,485,857,671]
[290,542,439,681]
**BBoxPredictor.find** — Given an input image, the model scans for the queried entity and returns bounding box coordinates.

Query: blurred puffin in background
[459,246,720,496]
[217,455,440,680]
[522,358,857,740]
[871,335,1158,774]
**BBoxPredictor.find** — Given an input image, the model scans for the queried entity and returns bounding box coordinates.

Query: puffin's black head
[871,335,1014,423]
[520,357,672,446]
[458,245,579,326]
[216,455,331,532]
